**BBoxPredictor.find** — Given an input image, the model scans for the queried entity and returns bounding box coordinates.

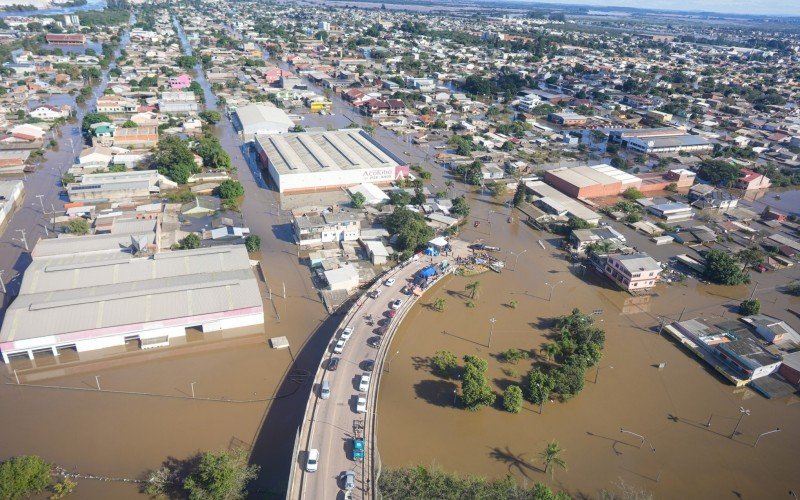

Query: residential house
[168,74,192,90]
[29,105,71,121]
[736,169,771,190]
[293,213,361,247]
[603,252,662,291]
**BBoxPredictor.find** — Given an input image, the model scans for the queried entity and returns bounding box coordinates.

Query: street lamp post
[0,270,6,294]
[488,318,496,348]
[190,381,196,399]
[620,427,656,452]
[730,407,751,439]
[507,249,528,271]
[544,280,564,302]
[754,428,780,447]
[36,194,45,212]
[15,229,28,252]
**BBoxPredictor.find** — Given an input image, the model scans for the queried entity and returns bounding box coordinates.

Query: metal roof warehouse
[254,129,409,193]
[0,246,264,362]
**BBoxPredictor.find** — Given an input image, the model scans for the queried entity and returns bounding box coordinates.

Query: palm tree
[433,298,446,312]
[539,441,567,478]
[541,343,560,363]
[465,280,481,300]
[445,180,454,197]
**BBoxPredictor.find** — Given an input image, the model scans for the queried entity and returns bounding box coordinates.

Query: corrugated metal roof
[2,246,261,343]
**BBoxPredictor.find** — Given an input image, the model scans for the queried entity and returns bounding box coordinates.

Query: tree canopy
[697,159,741,187]
[0,455,51,500]
[155,136,199,184]
[384,206,433,255]
[216,179,244,200]
[182,449,259,500]
[461,355,496,411]
[703,249,750,285]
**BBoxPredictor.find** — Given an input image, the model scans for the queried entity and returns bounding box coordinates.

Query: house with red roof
[736,169,771,190]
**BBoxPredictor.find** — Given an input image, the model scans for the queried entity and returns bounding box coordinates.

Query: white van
[320,379,331,400]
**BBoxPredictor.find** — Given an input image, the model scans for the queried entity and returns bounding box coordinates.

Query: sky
[526,0,800,17]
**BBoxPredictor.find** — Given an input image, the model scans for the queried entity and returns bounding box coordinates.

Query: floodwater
[377,189,800,498]
[0,18,333,498]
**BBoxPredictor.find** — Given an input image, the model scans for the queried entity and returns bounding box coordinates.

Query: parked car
[387,309,397,318]
[320,379,331,400]
[371,289,382,299]
[361,359,374,371]
[340,326,354,341]
[352,437,364,461]
[328,357,340,371]
[333,339,346,354]
[306,449,319,472]
[390,299,403,310]
[368,336,381,348]
[358,373,371,392]
[342,469,356,490]
[384,278,396,286]
[356,396,367,413]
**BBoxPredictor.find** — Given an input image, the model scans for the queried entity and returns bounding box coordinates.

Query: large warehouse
[545,164,641,199]
[0,245,264,362]
[233,103,295,141]
[255,128,409,193]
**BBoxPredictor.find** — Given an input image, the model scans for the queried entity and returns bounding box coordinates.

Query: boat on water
[489,261,505,273]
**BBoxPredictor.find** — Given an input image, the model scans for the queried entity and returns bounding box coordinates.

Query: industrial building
[232,104,295,141]
[608,127,713,154]
[545,164,641,199]
[0,245,263,363]
[255,129,409,193]
[66,170,176,203]
[0,180,24,229]
[524,180,602,224]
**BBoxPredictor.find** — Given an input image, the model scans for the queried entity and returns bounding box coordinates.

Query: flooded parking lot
[377,190,800,498]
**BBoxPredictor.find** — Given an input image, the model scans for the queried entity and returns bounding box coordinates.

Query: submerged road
[0,19,132,319]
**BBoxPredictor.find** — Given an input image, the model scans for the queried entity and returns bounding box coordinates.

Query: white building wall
[219,313,264,330]
[272,164,397,193]
[75,335,125,352]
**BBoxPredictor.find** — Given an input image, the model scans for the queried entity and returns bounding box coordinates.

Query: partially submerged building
[0,245,263,362]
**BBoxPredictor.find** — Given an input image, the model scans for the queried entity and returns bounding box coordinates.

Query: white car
[356,396,367,413]
[340,327,354,341]
[333,339,346,354]
[306,449,319,472]
[390,299,403,310]
[384,278,396,286]
[358,373,371,392]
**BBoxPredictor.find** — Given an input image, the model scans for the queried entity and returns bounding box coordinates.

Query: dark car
[368,336,381,348]
[361,359,374,371]
[328,357,340,371]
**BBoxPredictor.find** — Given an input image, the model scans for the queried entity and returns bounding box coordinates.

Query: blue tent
[418,266,437,278]
[424,247,439,256]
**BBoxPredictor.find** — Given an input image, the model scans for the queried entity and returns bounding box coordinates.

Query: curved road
[291,253,453,500]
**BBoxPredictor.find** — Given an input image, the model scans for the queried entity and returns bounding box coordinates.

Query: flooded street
[377,190,800,498]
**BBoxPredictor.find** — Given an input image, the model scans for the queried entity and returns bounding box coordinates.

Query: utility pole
[748,281,759,301]
[15,229,28,252]
[283,281,286,299]
[730,407,750,439]
[36,194,45,212]
[95,375,101,391]
[190,381,196,399]
[488,317,496,348]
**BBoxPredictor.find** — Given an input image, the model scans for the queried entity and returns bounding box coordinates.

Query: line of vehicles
[305,276,409,495]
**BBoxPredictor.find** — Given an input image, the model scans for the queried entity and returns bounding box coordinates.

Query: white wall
[75,335,125,352]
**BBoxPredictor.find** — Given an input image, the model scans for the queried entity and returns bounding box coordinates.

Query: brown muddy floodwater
[378,193,800,499]
[0,262,330,498]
